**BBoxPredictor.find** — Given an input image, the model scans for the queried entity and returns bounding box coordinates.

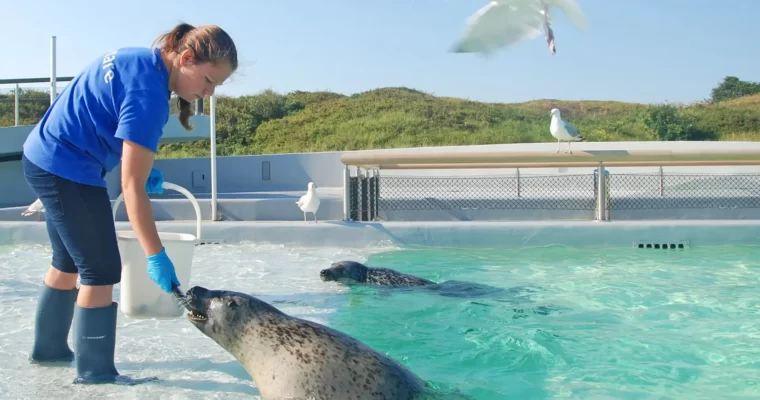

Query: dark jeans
[22,154,122,286]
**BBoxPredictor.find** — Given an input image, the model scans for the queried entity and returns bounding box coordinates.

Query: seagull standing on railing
[21,198,45,221]
[450,0,588,56]
[550,108,584,154]
[296,182,321,223]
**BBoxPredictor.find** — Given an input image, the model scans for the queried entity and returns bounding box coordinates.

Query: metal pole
[50,36,57,105]
[596,163,607,221]
[516,168,521,197]
[659,166,663,197]
[195,98,204,115]
[342,165,351,221]
[357,169,364,222]
[368,169,375,221]
[209,95,218,221]
[14,83,20,126]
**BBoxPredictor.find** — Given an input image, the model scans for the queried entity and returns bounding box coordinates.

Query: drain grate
[196,239,225,246]
[633,240,689,249]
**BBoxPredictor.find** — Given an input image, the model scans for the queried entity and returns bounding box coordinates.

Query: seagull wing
[544,0,589,31]
[21,199,44,216]
[563,121,581,138]
[451,0,545,54]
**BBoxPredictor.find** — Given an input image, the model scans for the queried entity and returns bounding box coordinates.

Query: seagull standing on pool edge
[550,108,584,154]
[296,182,320,223]
[21,198,45,221]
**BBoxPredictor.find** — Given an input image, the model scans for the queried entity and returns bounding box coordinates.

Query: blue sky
[3,0,758,104]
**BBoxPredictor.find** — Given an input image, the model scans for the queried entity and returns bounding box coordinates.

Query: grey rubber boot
[29,284,78,364]
[72,302,158,385]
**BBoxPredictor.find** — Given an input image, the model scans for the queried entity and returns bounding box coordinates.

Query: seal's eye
[228,299,238,308]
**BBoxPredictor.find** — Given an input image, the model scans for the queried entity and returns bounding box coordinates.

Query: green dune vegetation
[2,76,758,159]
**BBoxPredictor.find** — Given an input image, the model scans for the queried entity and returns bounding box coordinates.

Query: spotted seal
[320,260,436,287]
[319,260,509,298]
[182,285,429,400]
[319,261,564,320]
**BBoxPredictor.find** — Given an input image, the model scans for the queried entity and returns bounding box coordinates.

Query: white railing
[340,148,760,222]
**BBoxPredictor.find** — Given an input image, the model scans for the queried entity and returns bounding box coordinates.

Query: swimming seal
[319,261,563,318]
[320,260,507,298]
[182,285,428,400]
[320,260,436,287]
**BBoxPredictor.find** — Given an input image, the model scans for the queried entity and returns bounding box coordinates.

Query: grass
[2,87,758,160]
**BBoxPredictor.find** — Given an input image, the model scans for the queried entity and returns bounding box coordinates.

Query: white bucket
[111,182,202,319]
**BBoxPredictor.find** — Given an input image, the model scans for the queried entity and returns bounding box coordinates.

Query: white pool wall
[2,220,760,249]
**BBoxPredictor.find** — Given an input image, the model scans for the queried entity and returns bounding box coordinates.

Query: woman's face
[172,49,234,101]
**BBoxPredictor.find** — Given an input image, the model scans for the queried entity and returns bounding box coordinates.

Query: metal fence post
[14,83,20,126]
[516,168,521,197]
[659,166,664,197]
[356,168,364,222]
[596,163,608,221]
[342,165,351,221]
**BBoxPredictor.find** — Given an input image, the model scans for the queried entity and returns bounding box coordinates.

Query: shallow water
[0,242,381,399]
[1,242,760,399]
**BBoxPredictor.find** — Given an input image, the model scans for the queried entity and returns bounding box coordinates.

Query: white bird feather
[296,182,320,223]
[21,198,45,221]
[450,0,588,56]
[550,108,584,154]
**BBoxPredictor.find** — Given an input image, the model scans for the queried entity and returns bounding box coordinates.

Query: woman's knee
[44,266,78,290]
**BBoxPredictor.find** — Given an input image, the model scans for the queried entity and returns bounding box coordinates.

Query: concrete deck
[0,188,346,222]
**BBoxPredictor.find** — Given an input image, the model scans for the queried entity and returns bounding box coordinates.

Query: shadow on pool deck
[115,358,259,396]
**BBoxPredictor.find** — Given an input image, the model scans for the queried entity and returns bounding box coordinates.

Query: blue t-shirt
[23,47,171,187]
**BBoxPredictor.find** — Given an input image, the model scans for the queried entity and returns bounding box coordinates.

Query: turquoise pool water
[319,245,760,399]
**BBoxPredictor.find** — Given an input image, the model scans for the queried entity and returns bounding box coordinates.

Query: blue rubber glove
[145,168,164,194]
[146,247,180,293]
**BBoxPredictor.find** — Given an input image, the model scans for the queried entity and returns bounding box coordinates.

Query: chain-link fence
[348,168,760,221]
[608,172,760,209]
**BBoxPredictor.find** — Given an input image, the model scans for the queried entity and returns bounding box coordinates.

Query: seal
[182,285,428,400]
[320,260,509,298]
[320,260,436,287]
[319,261,565,319]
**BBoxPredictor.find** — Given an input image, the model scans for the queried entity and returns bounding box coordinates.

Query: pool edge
[2,220,759,249]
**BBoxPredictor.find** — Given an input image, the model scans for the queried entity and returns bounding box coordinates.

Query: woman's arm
[121,139,164,256]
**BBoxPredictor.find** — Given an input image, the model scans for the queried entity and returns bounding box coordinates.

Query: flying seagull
[450,0,588,56]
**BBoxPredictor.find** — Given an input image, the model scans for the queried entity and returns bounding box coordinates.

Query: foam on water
[0,241,392,399]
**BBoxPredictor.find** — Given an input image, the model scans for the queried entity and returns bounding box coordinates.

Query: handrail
[111,182,202,240]
[372,160,760,170]
[341,148,760,168]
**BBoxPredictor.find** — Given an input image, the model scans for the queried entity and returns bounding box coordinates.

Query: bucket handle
[112,181,202,240]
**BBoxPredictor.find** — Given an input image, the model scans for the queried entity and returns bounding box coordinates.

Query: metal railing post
[596,163,608,221]
[14,83,20,126]
[342,165,351,221]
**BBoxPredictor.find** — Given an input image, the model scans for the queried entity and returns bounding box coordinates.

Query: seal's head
[319,260,369,283]
[183,286,280,355]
